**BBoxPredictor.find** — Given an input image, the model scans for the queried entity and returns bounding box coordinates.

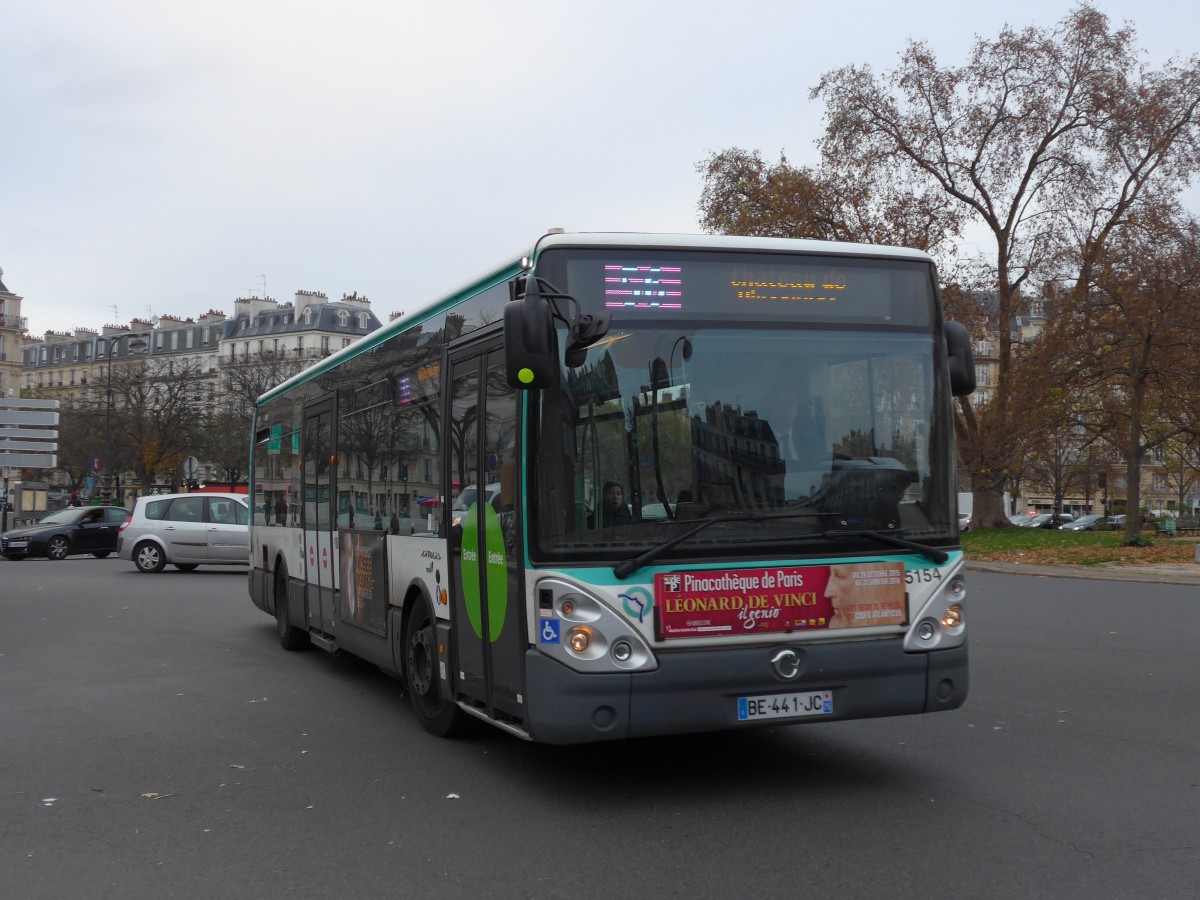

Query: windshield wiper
[613,511,827,580]
[824,529,948,564]
[613,510,949,578]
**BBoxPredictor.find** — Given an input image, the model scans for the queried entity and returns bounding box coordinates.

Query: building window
[337,310,349,327]
[359,313,368,328]
[320,336,330,353]
[303,308,313,326]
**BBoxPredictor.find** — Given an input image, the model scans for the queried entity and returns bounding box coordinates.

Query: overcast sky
[2,0,1194,337]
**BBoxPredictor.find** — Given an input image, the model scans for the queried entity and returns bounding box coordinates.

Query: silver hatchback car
[118,492,250,573]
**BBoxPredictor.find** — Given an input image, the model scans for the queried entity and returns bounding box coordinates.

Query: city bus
[247,231,976,744]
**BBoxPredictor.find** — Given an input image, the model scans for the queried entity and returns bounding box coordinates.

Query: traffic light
[401,464,409,482]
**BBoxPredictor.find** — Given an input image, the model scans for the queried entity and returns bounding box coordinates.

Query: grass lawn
[961,527,1198,566]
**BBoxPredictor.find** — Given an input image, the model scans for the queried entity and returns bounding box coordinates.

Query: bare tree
[206,350,309,488]
[1050,210,1200,541]
[109,357,212,494]
[695,148,961,253]
[1156,434,1200,514]
[811,5,1200,526]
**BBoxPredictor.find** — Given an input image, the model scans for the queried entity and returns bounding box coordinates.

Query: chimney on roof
[233,296,281,322]
[294,290,328,320]
[339,291,371,310]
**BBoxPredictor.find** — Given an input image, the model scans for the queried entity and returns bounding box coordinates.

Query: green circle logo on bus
[517,368,534,384]
[620,587,653,624]
[459,503,508,641]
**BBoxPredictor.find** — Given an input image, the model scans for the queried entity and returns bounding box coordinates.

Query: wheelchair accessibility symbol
[539,619,560,644]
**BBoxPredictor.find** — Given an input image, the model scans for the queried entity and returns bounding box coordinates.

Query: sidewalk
[967,559,1200,585]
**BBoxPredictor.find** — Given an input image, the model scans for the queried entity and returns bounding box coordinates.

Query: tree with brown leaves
[807,5,1200,526]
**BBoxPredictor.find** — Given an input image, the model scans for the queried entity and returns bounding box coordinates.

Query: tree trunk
[971,470,1010,527]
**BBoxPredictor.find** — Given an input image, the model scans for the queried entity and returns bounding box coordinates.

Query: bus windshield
[530,253,954,564]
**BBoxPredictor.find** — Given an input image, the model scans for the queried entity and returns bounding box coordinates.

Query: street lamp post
[102,336,146,506]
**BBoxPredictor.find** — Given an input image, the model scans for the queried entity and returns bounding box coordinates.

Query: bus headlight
[903,560,967,652]
[568,627,592,653]
[535,578,658,673]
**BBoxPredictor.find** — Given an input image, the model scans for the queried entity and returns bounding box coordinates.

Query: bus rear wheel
[275,568,309,651]
[403,595,466,738]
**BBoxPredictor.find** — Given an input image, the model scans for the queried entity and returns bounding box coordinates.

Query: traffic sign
[0,399,61,469]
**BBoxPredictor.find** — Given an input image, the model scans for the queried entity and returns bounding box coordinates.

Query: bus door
[301,397,337,636]
[446,338,525,726]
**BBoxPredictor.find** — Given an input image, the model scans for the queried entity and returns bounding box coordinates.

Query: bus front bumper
[523,638,967,745]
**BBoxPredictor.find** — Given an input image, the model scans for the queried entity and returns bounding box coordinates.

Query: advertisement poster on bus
[655,561,905,639]
[339,530,388,636]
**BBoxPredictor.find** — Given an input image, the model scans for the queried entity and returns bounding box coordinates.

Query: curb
[966,560,1200,586]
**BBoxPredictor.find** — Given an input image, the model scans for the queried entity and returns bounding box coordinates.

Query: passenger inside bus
[598,481,633,527]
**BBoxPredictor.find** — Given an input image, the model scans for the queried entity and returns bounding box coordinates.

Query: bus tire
[403,595,467,738]
[275,568,309,651]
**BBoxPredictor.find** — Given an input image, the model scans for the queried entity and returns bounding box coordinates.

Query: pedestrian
[69,491,81,507]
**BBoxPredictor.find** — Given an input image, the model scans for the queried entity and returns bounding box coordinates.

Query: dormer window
[337,310,349,327]
[303,308,313,326]
[358,313,369,328]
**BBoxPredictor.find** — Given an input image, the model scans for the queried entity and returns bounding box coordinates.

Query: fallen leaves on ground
[968,541,1197,566]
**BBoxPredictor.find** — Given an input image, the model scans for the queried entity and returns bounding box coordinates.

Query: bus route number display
[592,258,896,320]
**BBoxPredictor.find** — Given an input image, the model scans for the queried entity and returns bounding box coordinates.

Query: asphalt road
[1,559,1197,899]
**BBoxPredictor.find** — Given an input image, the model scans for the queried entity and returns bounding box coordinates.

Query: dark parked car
[1060,514,1104,532]
[1023,512,1075,529]
[1,506,130,561]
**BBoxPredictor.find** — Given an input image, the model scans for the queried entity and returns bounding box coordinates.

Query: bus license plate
[738,690,832,721]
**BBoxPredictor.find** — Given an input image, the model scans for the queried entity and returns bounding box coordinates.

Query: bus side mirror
[944,321,976,397]
[505,281,557,390]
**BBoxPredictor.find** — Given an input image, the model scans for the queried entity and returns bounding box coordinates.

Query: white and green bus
[248,231,976,744]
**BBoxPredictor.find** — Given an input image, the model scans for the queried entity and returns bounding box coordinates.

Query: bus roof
[256,231,934,407]
[535,231,934,261]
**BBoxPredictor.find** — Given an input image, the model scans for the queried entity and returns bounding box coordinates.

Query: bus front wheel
[403,595,466,738]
